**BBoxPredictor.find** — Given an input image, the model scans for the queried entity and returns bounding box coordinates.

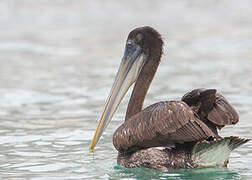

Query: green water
[110,166,241,180]
[0,0,252,179]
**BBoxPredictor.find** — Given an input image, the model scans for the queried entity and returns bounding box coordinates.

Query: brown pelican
[89,26,249,171]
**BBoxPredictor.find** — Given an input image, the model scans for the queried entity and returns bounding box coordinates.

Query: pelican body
[89,26,249,171]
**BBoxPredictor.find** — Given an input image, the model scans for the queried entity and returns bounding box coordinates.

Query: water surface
[0,0,252,179]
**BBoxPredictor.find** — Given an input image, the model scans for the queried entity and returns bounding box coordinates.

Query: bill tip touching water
[89,26,250,171]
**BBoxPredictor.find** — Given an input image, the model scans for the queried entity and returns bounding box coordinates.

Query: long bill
[89,42,146,152]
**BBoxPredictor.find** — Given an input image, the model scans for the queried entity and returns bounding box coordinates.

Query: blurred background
[0,0,252,179]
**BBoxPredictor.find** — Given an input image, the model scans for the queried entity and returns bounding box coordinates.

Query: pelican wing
[181,89,239,130]
[208,94,239,128]
[113,101,216,153]
[182,88,216,113]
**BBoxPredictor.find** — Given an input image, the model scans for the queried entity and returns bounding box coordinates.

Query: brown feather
[208,94,239,128]
[117,147,193,171]
[117,136,250,171]
[182,89,239,131]
[113,101,216,153]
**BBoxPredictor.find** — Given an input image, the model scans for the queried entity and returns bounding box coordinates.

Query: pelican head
[89,26,163,152]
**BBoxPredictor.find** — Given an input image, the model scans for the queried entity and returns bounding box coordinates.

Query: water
[0,0,252,179]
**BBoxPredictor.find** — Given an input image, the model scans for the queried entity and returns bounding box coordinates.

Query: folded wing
[113,101,216,153]
[182,88,239,131]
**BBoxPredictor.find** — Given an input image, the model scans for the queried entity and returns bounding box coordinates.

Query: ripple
[0,0,252,179]
[16,163,73,172]
[0,89,66,107]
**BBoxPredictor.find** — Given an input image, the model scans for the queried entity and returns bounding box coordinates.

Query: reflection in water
[110,166,240,180]
[0,0,252,179]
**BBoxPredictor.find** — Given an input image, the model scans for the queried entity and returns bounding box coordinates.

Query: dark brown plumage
[182,88,239,134]
[113,101,216,153]
[117,145,193,171]
[89,26,249,171]
[125,27,163,121]
[117,137,249,171]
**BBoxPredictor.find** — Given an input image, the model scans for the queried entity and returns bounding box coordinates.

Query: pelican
[89,26,249,171]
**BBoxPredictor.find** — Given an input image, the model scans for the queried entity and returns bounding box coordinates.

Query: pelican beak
[89,41,146,152]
